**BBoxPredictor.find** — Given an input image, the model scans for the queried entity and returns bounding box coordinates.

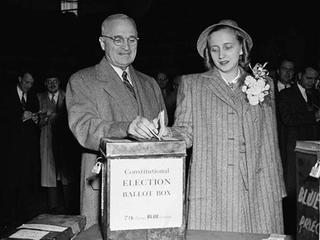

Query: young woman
[159,19,286,233]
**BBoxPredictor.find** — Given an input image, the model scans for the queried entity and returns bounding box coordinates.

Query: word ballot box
[99,138,187,240]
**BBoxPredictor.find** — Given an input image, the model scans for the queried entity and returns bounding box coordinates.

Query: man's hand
[22,111,39,124]
[128,116,159,139]
[22,111,33,122]
[31,113,39,124]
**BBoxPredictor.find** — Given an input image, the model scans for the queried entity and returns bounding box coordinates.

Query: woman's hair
[203,26,251,70]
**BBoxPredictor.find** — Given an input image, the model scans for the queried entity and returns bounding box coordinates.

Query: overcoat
[66,57,167,229]
[38,90,68,187]
[172,68,286,233]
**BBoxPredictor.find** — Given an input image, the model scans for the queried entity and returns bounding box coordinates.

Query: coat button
[239,142,246,153]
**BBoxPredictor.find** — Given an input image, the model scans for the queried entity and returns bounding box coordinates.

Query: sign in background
[296,151,319,240]
[109,157,183,231]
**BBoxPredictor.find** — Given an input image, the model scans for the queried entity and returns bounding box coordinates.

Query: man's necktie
[50,94,56,105]
[122,71,136,99]
[21,93,26,109]
[306,89,313,107]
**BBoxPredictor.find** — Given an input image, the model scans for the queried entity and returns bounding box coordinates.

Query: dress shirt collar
[277,81,290,92]
[17,85,26,101]
[110,64,132,84]
[49,91,59,103]
[297,83,308,102]
[219,68,240,87]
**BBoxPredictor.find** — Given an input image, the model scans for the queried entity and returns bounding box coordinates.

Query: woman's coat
[173,68,286,233]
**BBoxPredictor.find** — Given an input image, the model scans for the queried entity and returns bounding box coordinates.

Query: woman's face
[207,28,243,73]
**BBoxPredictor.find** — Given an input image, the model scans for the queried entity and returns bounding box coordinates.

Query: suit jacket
[0,85,40,221]
[66,57,167,229]
[172,68,285,233]
[277,84,320,196]
[3,86,40,180]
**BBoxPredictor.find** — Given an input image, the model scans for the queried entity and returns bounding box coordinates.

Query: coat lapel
[56,90,65,111]
[96,58,138,120]
[293,84,308,106]
[203,69,249,113]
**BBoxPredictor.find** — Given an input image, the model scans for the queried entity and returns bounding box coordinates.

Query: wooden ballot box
[99,138,187,240]
[295,141,320,240]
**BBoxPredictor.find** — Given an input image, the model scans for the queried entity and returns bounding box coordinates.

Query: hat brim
[196,22,253,58]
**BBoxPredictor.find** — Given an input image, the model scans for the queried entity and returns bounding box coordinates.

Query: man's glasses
[101,35,139,46]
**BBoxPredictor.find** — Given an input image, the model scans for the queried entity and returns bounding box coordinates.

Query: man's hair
[278,55,295,69]
[101,14,137,35]
[298,62,319,75]
[17,64,35,79]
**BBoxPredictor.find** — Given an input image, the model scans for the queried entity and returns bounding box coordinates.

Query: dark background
[1,0,320,90]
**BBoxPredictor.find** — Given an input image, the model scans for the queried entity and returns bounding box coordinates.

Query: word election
[123,178,171,187]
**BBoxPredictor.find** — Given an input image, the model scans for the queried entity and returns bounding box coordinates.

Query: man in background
[1,67,41,229]
[278,63,320,236]
[38,72,80,214]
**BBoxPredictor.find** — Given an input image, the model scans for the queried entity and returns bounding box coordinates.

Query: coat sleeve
[66,72,130,151]
[170,76,194,148]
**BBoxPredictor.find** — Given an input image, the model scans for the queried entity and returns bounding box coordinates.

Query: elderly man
[66,13,167,228]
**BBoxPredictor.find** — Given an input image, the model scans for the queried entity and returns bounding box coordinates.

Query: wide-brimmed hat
[196,19,253,58]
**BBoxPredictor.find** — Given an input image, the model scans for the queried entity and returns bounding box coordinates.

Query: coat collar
[202,67,250,113]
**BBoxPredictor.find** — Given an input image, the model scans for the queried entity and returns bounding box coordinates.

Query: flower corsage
[241,62,271,106]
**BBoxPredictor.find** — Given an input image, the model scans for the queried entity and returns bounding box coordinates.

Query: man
[38,73,80,214]
[274,57,296,168]
[274,57,296,94]
[1,68,40,228]
[278,64,320,235]
[66,14,167,228]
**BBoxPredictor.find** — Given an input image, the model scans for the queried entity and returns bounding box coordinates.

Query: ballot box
[99,138,187,240]
[295,141,320,240]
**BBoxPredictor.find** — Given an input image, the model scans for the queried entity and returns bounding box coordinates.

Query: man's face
[18,72,34,93]
[300,67,318,90]
[99,18,138,69]
[45,77,60,93]
[278,60,295,84]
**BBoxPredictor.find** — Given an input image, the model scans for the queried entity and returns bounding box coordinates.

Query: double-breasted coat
[66,57,167,229]
[172,68,286,233]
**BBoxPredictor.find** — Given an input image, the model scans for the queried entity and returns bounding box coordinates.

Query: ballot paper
[18,223,68,232]
[9,229,49,240]
[151,110,167,140]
